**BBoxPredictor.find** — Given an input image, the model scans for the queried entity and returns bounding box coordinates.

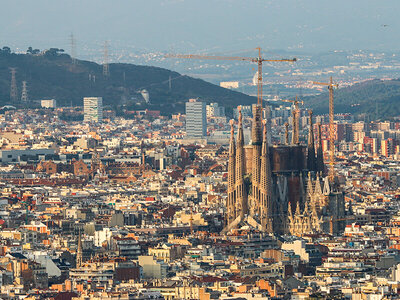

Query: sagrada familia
[224,104,346,235]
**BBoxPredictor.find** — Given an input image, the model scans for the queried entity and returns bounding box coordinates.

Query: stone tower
[235,107,247,218]
[316,122,325,173]
[226,120,236,225]
[284,122,289,145]
[259,121,273,232]
[76,231,83,268]
[250,104,263,216]
[291,109,299,145]
[307,110,317,171]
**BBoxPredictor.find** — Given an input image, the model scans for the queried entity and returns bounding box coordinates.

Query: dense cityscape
[0,91,396,299]
[2,1,400,299]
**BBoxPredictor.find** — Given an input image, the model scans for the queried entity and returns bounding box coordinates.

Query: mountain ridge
[0,49,256,115]
[303,79,400,119]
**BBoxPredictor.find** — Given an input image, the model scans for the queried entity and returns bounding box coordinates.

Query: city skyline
[0,1,400,299]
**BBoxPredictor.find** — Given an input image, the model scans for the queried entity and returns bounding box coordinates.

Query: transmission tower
[70,33,77,65]
[21,81,28,102]
[9,68,18,103]
[103,41,110,77]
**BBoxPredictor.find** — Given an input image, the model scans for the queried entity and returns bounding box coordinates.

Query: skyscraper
[185,99,207,138]
[84,97,103,123]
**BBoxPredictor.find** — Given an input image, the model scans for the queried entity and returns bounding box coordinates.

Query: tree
[1,46,11,54]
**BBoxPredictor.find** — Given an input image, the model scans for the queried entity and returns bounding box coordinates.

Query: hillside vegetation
[0,48,256,115]
[304,79,400,119]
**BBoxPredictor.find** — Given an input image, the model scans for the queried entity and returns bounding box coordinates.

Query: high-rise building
[185,99,206,138]
[84,97,103,123]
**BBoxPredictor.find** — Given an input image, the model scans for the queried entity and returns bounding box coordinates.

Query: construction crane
[166,48,296,108]
[312,77,338,182]
[281,95,304,110]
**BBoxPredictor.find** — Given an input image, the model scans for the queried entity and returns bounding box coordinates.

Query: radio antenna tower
[103,41,110,77]
[70,33,77,65]
[9,68,18,103]
[21,81,28,103]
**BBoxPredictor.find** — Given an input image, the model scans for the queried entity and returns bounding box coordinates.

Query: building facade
[224,105,346,235]
[185,99,207,138]
[84,97,103,123]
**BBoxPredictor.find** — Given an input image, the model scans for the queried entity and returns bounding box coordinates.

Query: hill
[0,48,256,115]
[304,79,400,120]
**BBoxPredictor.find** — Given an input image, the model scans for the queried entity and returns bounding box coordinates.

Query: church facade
[224,104,346,236]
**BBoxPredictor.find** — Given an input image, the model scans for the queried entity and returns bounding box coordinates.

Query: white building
[41,99,56,108]
[220,81,239,89]
[83,97,103,123]
[206,102,225,118]
[185,99,206,138]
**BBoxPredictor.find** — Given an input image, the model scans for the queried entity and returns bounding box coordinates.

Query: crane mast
[312,77,338,182]
[166,48,296,109]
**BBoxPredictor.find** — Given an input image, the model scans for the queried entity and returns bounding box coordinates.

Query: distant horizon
[1,0,400,60]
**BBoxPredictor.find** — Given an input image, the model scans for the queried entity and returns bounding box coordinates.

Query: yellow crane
[166,48,296,108]
[312,77,338,182]
[281,95,304,110]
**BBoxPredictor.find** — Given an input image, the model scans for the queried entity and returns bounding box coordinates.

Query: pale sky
[1,0,399,54]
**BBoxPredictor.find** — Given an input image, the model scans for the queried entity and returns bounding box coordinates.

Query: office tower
[185,99,206,138]
[84,97,103,123]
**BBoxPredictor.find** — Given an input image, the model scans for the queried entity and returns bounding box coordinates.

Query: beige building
[137,256,167,279]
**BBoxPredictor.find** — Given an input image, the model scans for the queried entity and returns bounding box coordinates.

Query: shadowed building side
[316,122,325,174]
[307,110,317,172]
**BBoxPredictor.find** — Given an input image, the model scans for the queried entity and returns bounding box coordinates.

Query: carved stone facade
[287,174,345,236]
[224,105,345,235]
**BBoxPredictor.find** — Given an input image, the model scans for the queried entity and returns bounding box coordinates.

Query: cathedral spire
[288,201,293,220]
[284,122,289,145]
[251,104,262,216]
[251,104,263,146]
[260,120,273,232]
[236,106,248,218]
[226,119,236,225]
[316,122,325,173]
[291,109,299,145]
[307,110,317,171]
[295,201,301,216]
[76,229,83,268]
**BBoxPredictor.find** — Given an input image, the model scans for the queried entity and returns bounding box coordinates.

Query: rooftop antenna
[21,81,28,103]
[70,33,77,65]
[9,68,18,103]
[103,41,110,78]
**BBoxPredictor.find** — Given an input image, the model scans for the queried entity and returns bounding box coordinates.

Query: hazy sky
[1,0,399,55]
